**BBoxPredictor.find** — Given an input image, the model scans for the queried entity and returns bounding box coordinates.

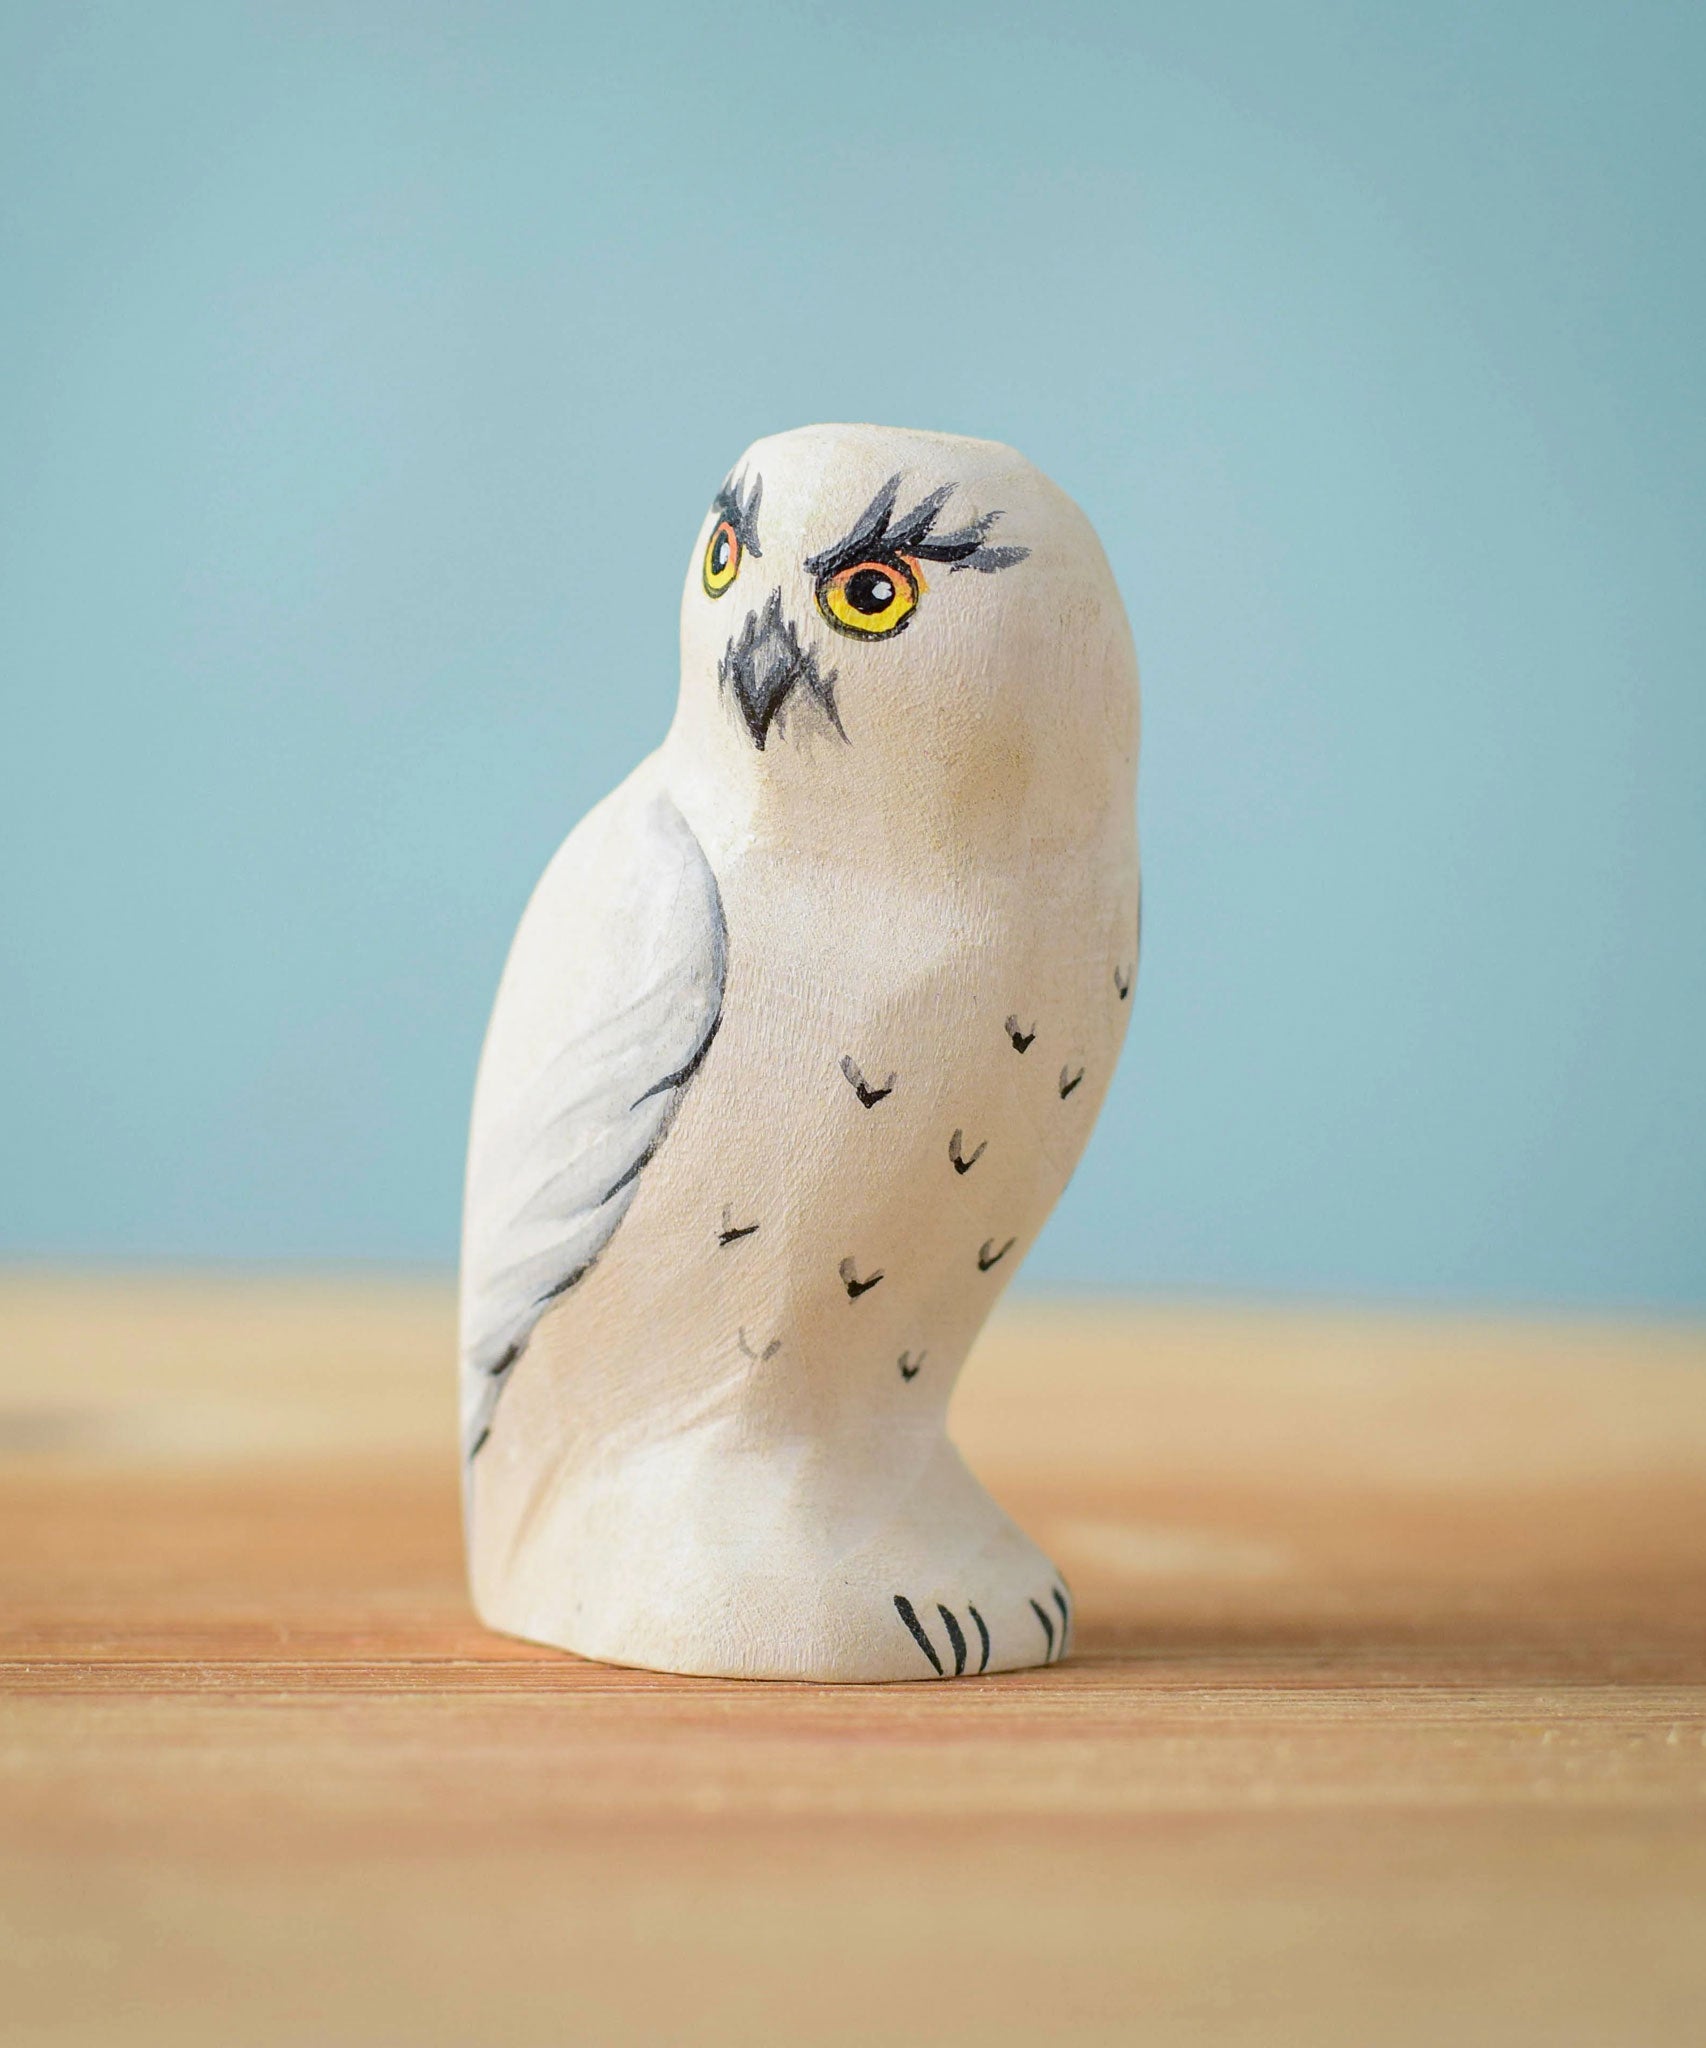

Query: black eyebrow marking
[710,469,763,557]
[804,473,1028,580]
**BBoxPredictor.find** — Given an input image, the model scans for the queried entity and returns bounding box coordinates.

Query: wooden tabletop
[3,1276,1704,2046]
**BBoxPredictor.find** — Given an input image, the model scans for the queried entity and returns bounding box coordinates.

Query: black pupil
[847,566,896,615]
[711,528,732,574]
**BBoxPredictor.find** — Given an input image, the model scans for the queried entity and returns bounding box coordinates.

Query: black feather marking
[937,1605,968,1678]
[839,1257,884,1299]
[968,1603,991,1674]
[949,1128,986,1174]
[895,1594,944,1675]
[534,1263,590,1308]
[1030,1597,1056,1661]
[841,1055,895,1108]
[718,1205,759,1246]
[631,1009,721,1105]
[466,1332,544,1462]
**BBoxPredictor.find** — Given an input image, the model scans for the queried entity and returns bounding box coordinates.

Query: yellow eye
[816,556,920,639]
[703,518,742,597]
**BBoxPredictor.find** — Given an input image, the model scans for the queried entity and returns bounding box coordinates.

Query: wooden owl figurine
[461,422,1140,1680]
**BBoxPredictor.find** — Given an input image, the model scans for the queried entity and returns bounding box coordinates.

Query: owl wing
[459,769,726,1459]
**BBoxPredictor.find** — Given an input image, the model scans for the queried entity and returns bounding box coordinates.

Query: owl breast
[505,833,1136,1455]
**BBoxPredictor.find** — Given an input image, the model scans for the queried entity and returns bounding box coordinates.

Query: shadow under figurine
[460,422,1141,1680]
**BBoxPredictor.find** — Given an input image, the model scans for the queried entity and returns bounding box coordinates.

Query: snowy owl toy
[461,423,1140,1681]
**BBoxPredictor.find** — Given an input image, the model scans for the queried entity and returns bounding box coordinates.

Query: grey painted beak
[719,590,843,750]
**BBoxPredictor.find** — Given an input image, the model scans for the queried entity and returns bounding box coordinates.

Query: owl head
[667,423,1136,859]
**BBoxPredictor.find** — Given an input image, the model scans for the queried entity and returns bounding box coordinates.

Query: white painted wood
[461,423,1140,1680]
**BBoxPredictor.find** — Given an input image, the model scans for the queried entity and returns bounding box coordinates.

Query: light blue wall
[3,2,1702,1307]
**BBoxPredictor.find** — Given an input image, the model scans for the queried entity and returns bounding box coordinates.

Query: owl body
[463,424,1139,1681]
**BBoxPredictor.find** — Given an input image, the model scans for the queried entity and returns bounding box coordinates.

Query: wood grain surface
[3,1276,1704,2046]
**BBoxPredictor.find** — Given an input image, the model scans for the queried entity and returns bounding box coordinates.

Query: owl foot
[892,1581,1071,1678]
[469,1424,1065,1681]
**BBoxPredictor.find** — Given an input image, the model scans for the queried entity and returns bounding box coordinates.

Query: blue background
[3,2,1702,1308]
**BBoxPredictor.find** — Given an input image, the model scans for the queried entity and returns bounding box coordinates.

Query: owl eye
[703,518,742,598]
[816,557,920,639]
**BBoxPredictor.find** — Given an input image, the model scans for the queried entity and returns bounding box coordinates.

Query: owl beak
[718,590,839,750]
